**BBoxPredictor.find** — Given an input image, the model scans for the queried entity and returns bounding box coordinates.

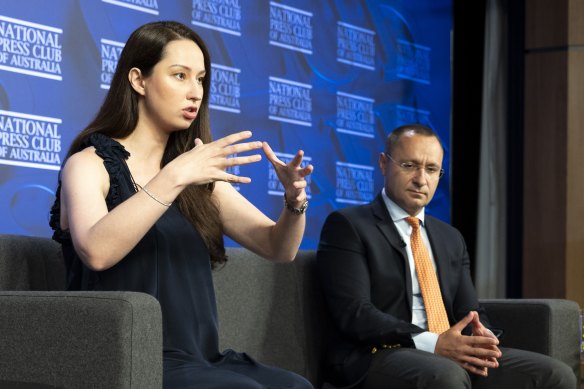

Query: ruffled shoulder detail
[83,133,130,162]
[84,133,132,208]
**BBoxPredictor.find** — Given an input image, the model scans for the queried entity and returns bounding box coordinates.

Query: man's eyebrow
[404,158,440,166]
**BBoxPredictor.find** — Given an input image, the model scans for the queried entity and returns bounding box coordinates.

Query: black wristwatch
[284,193,308,215]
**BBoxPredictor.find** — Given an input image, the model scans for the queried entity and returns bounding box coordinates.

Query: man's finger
[468,335,500,348]
[451,311,475,331]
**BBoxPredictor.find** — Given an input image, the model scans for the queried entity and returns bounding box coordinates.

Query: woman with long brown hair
[50,21,313,388]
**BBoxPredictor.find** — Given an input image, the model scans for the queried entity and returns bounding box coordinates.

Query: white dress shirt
[381,188,440,353]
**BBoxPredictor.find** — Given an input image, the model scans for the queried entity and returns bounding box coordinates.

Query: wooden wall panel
[568,0,584,46]
[523,0,584,308]
[523,52,567,299]
[525,0,567,49]
[566,51,584,305]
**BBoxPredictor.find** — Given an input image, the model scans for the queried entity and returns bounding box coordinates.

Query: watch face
[294,200,308,214]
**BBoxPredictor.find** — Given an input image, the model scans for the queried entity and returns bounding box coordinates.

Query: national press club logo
[100,39,124,90]
[337,22,375,71]
[192,0,242,36]
[0,15,63,81]
[102,0,159,15]
[389,105,431,129]
[336,91,375,138]
[396,39,430,84]
[269,2,313,55]
[335,161,374,205]
[268,77,312,127]
[0,110,63,171]
[210,63,241,114]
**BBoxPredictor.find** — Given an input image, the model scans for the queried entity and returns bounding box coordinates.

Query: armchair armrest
[0,291,162,389]
[480,298,581,381]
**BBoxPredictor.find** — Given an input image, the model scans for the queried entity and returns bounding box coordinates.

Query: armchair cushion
[0,234,163,389]
[480,298,581,380]
[0,291,162,389]
[214,248,328,387]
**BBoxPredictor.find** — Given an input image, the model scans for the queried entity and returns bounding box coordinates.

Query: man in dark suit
[317,124,576,389]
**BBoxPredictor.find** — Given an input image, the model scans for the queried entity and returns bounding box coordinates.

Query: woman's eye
[175,73,186,80]
[197,77,204,85]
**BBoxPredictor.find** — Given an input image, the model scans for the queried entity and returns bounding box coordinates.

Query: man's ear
[128,67,145,95]
[379,152,387,175]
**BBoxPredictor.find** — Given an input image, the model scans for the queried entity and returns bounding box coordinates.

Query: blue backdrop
[0,0,452,249]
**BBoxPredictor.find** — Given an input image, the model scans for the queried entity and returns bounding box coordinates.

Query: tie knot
[405,216,420,229]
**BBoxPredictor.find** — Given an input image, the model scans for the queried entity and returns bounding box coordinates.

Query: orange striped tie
[405,216,450,334]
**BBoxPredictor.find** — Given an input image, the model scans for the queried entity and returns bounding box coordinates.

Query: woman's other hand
[262,142,314,207]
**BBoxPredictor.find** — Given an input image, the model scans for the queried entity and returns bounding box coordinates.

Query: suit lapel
[371,195,414,312]
[424,216,453,310]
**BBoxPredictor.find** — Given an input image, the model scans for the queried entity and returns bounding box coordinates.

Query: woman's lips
[182,107,198,120]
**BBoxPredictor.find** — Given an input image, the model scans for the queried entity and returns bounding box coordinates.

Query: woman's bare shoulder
[61,146,109,186]
[63,146,102,169]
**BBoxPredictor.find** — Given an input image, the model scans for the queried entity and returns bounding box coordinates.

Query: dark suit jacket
[316,194,491,388]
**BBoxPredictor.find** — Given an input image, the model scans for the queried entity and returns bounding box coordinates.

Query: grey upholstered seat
[0,234,581,388]
[214,249,582,386]
[0,235,162,389]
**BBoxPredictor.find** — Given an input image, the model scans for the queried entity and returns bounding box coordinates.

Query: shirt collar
[381,188,426,226]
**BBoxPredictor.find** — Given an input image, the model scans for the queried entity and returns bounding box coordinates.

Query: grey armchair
[0,234,163,389]
[0,234,581,389]
[481,298,581,380]
[213,249,582,387]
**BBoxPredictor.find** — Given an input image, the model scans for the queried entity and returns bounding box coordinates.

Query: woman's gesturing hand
[262,142,314,207]
[172,130,264,186]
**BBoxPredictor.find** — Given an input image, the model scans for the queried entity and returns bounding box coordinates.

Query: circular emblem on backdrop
[9,184,55,236]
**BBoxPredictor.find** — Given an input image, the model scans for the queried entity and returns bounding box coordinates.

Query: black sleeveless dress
[50,134,313,389]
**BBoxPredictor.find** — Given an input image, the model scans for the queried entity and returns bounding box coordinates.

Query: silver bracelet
[137,184,172,208]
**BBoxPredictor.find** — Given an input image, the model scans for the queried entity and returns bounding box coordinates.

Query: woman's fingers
[292,180,307,189]
[214,130,253,147]
[223,173,252,184]
[261,142,287,166]
[225,154,262,167]
[289,149,304,168]
[298,164,314,177]
[203,131,263,158]
[187,132,310,186]
[222,141,263,157]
